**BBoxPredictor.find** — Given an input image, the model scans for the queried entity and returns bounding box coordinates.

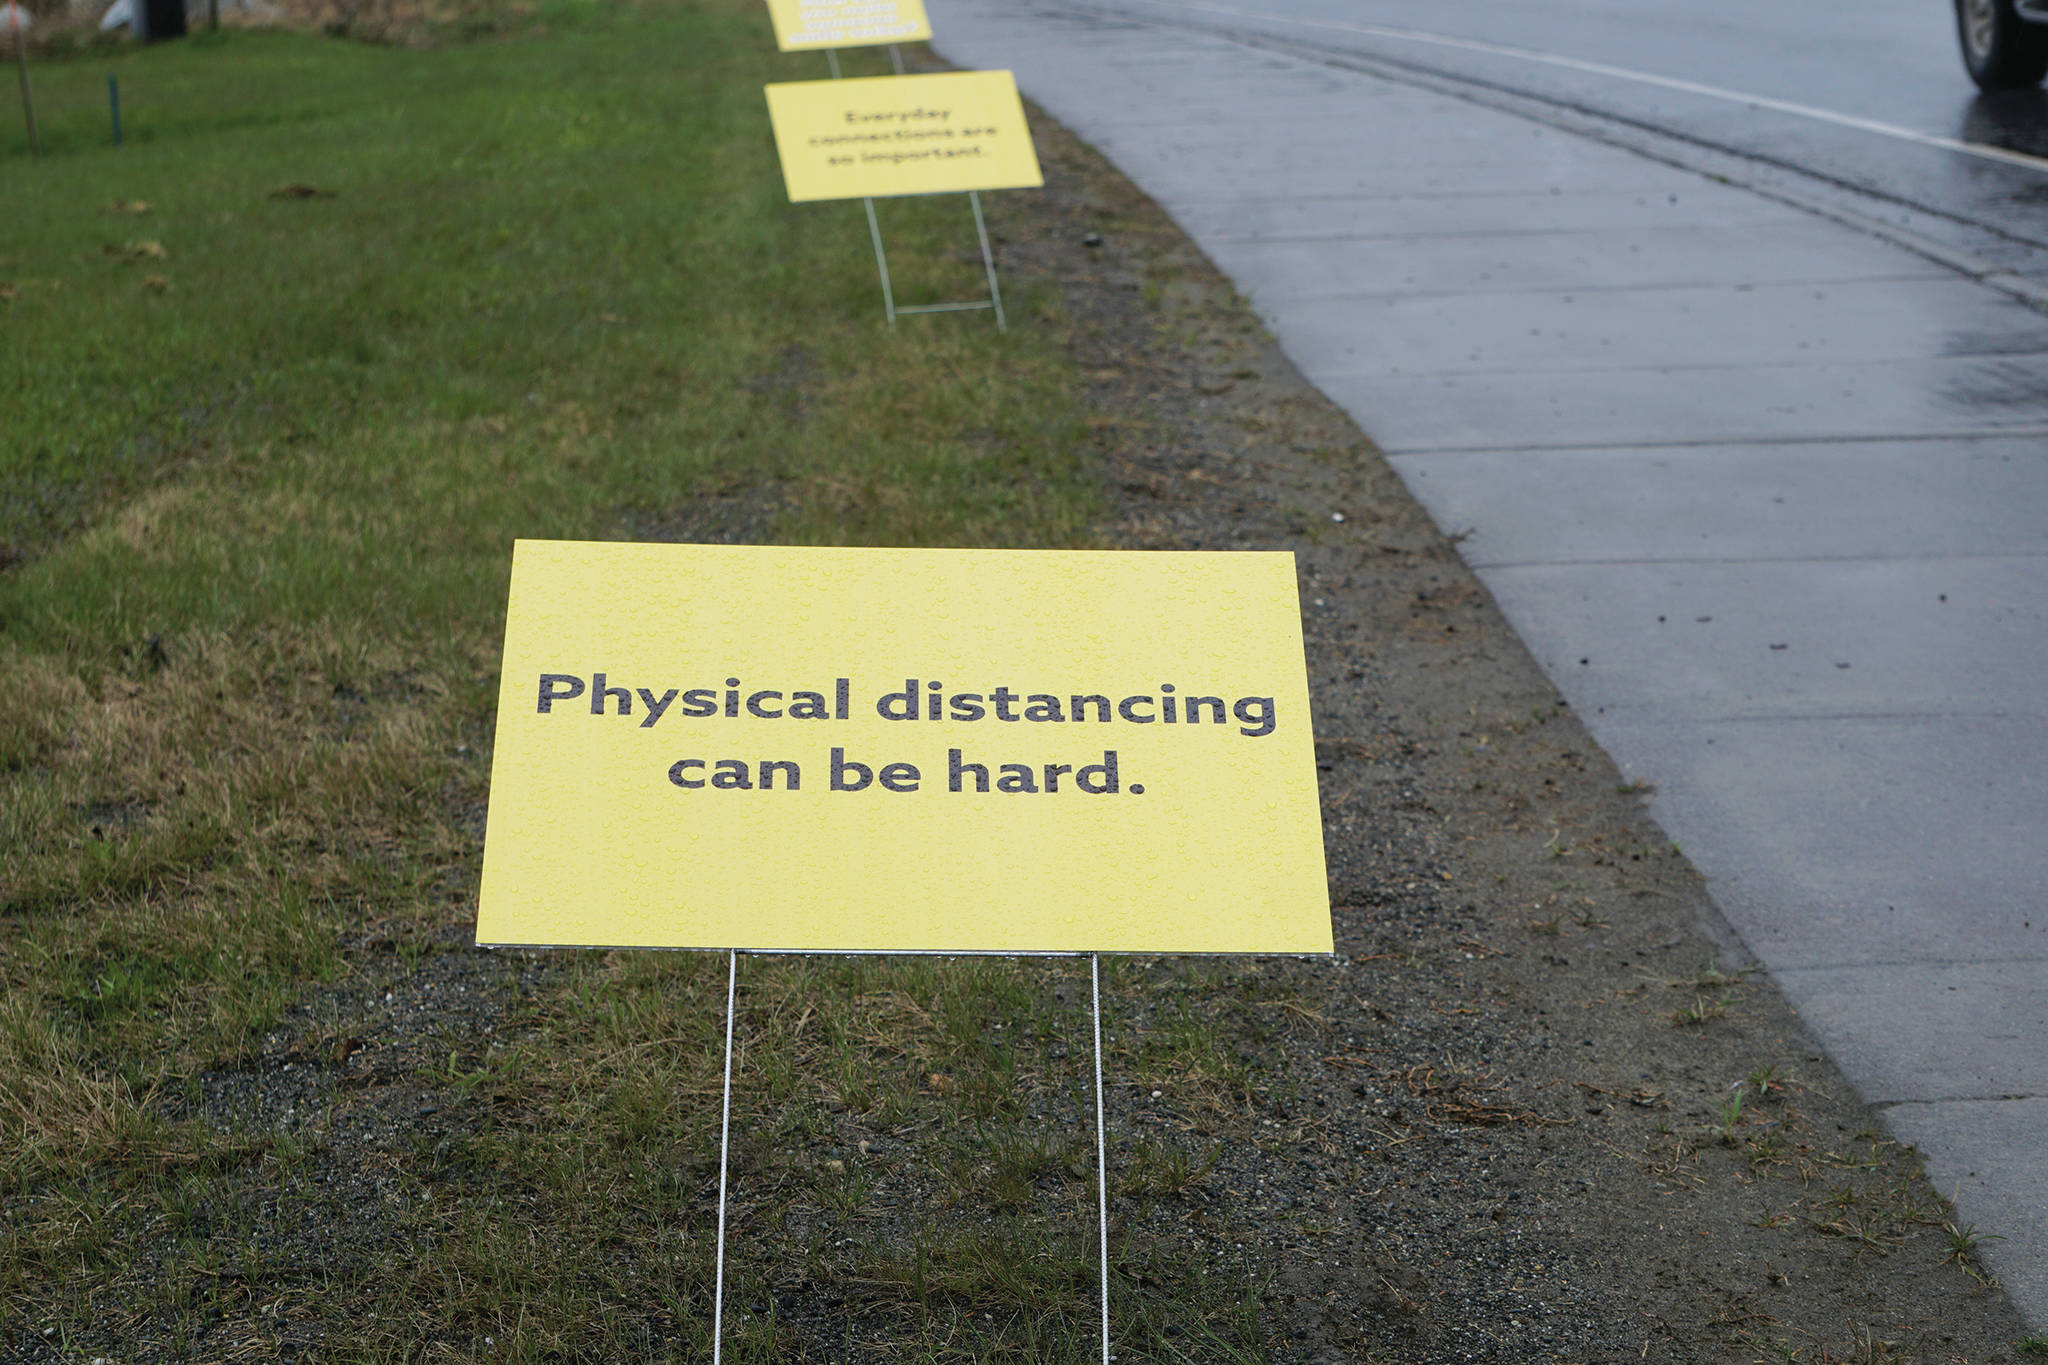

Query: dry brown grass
[0,622,479,1207]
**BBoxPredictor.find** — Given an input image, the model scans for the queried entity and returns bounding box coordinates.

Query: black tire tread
[1958,0,2048,89]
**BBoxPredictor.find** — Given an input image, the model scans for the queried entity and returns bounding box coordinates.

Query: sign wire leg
[865,196,897,326]
[969,190,1006,332]
[712,949,738,1365]
[1090,954,1111,1365]
[825,46,842,79]
[889,42,905,74]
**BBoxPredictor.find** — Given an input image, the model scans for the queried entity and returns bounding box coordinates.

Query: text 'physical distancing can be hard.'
[763,70,1043,202]
[764,0,930,51]
[475,542,1332,956]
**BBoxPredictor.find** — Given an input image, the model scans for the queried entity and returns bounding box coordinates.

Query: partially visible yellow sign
[764,71,1043,203]
[476,542,1331,956]
[765,0,930,51]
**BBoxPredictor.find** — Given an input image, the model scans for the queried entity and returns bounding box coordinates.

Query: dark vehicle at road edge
[1957,0,2048,88]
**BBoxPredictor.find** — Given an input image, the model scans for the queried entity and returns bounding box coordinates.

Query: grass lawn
[1,5,1278,1358]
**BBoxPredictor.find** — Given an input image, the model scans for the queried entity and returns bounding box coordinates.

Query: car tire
[1957,0,2048,89]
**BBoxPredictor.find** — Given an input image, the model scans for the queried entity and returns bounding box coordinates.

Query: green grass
[0,5,1279,1359]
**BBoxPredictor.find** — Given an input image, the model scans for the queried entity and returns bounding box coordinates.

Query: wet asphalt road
[926,0,2048,1328]
[1052,0,2048,270]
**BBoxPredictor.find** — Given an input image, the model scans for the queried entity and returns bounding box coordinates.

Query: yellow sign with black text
[764,71,1043,203]
[764,0,930,51]
[476,543,1331,955]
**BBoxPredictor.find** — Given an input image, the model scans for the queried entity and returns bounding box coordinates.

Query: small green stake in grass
[10,4,36,159]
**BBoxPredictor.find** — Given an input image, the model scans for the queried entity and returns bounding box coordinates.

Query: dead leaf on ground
[269,183,338,200]
[105,240,168,263]
[143,275,171,294]
[108,199,153,215]
[0,283,16,302]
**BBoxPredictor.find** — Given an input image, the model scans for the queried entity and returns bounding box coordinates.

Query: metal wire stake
[889,42,905,74]
[969,190,1007,332]
[1090,954,1111,1365]
[712,949,738,1365]
[864,196,898,325]
[825,46,842,79]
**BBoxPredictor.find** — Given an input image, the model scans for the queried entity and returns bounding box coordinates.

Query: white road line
[1061,0,2048,174]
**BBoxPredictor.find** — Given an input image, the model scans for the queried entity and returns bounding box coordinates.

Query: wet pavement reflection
[1961,88,2048,161]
